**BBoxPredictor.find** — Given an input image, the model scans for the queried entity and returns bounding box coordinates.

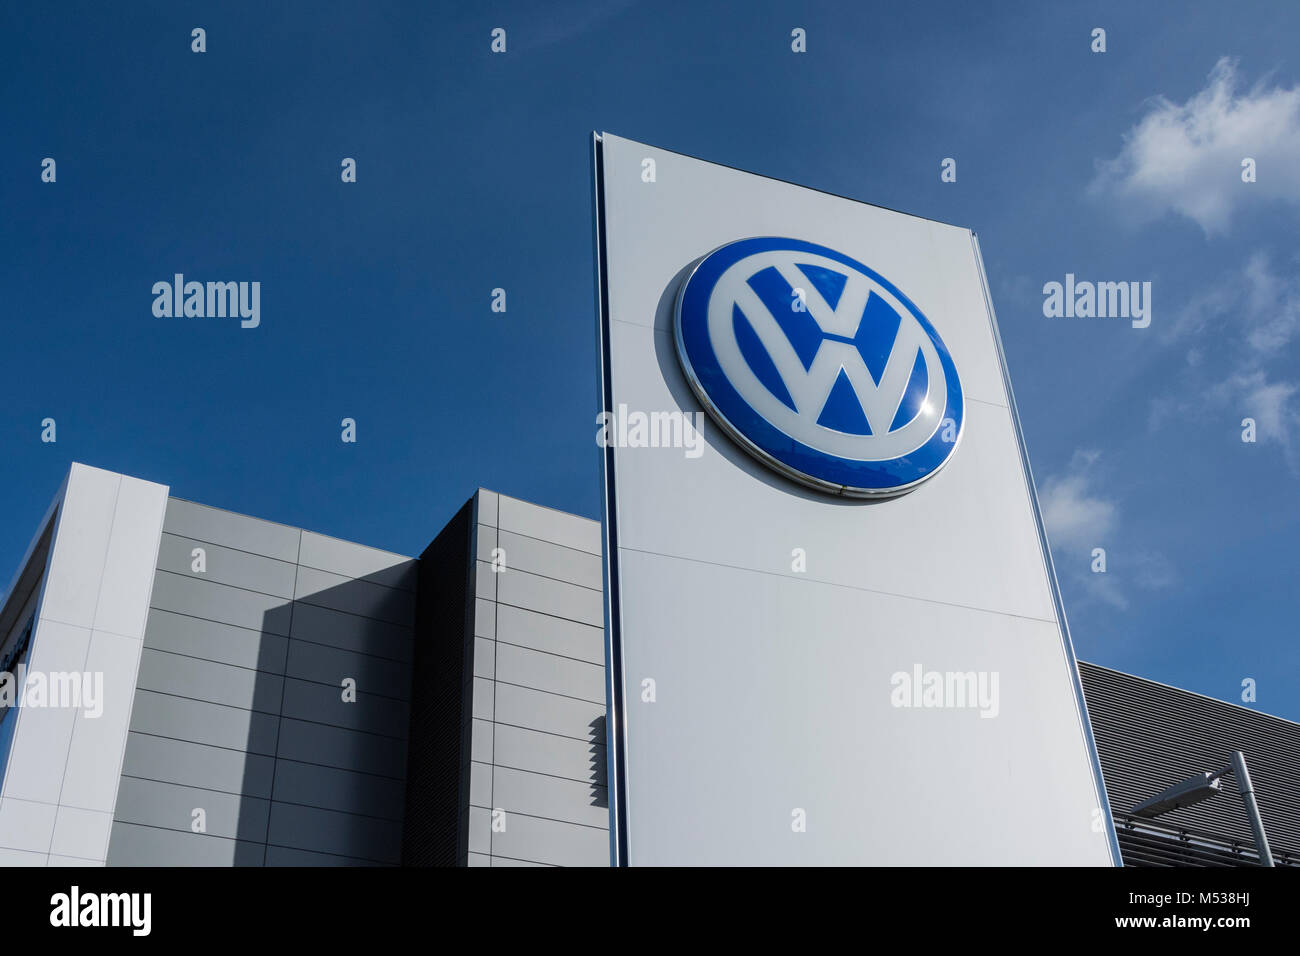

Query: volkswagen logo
[674,237,964,496]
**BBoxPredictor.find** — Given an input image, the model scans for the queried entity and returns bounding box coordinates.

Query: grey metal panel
[163,498,301,564]
[1,467,168,865]
[58,629,145,815]
[497,495,601,556]
[155,532,297,599]
[134,647,283,714]
[491,853,552,866]
[495,530,603,590]
[494,641,604,704]
[495,567,603,628]
[474,561,496,602]
[471,677,494,721]
[495,603,604,665]
[475,524,498,564]
[149,570,293,636]
[467,806,490,855]
[1079,662,1300,866]
[94,472,171,640]
[113,776,269,842]
[33,468,119,631]
[128,689,280,755]
[476,489,499,528]
[264,845,389,867]
[493,723,603,785]
[294,566,415,627]
[473,637,495,680]
[285,639,411,701]
[493,682,605,742]
[289,601,413,663]
[473,598,496,639]
[143,608,288,674]
[19,477,445,869]
[469,761,492,809]
[492,765,608,829]
[470,718,493,763]
[266,802,401,864]
[297,532,417,592]
[0,848,49,866]
[0,797,57,853]
[0,621,89,805]
[120,732,275,799]
[50,806,114,862]
[271,759,405,821]
[467,851,491,867]
[279,677,408,739]
[275,718,409,780]
[491,812,609,867]
[106,821,265,866]
[452,489,616,866]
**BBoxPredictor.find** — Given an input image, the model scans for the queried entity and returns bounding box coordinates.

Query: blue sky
[3,1,1298,719]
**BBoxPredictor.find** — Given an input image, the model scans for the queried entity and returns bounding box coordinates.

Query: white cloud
[1155,253,1300,464]
[1211,370,1299,451]
[1039,449,1116,551]
[1039,451,1175,614]
[1091,58,1300,235]
[1081,574,1130,612]
[1174,250,1300,349]
[1073,551,1175,611]
[1240,253,1300,352]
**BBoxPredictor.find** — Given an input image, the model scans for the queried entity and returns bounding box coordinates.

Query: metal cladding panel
[109,495,416,867]
[1079,661,1300,866]
[0,464,168,866]
[461,491,609,867]
[594,133,1117,865]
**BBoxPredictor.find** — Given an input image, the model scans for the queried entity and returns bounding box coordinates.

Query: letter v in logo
[674,237,964,496]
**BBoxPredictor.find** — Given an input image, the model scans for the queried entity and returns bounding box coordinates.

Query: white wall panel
[0,464,168,865]
[595,132,1117,865]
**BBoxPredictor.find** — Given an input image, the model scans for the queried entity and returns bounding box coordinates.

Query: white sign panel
[593,132,1119,865]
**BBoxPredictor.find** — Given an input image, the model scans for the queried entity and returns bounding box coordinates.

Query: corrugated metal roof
[1080,661,1300,866]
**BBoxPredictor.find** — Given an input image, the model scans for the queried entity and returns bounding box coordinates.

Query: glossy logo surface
[674,237,964,496]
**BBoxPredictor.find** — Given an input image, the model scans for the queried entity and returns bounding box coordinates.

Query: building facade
[0,463,1295,866]
[401,490,608,866]
[0,464,605,866]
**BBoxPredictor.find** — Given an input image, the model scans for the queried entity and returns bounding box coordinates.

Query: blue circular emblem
[674,237,964,496]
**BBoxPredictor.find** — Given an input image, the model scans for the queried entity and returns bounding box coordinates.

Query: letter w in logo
[728,256,928,435]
